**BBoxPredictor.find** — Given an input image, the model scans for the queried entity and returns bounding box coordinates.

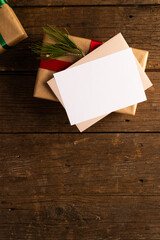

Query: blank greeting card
[54,48,147,125]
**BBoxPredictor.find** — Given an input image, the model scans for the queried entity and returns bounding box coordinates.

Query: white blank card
[54,48,147,125]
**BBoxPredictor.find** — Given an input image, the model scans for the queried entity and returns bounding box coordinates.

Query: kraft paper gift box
[0,1,28,54]
[48,33,151,132]
[34,33,148,116]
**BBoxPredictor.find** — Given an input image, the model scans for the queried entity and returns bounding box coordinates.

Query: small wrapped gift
[34,33,148,116]
[0,0,28,54]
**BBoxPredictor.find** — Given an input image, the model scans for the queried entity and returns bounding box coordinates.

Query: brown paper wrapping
[34,35,92,101]
[34,34,148,116]
[0,4,28,54]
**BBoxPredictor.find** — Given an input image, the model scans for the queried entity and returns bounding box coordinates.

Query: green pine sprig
[31,25,85,59]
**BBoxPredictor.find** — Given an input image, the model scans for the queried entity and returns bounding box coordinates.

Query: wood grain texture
[1,198,160,240]
[9,0,160,6]
[0,133,160,196]
[0,6,160,71]
[0,72,157,133]
[0,133,160,239]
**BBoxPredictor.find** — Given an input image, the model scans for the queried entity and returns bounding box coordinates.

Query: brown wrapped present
[34,33,148,116]
[0,1,28,54]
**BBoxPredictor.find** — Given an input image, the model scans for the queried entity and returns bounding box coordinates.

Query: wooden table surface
[0,1,160,239]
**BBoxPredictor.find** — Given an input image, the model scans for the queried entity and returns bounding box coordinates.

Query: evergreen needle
[31,26,85,59]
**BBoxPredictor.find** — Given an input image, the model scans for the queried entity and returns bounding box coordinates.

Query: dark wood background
[0,1,160,239]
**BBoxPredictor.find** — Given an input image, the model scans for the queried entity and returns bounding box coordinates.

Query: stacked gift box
[34,31,152,132]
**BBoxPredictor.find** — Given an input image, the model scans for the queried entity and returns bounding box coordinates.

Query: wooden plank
[9,0,160,6]
[0,133,160,239]
[0,72,158,133]
[0,197,160,240]
[0,6,160,71]
[0,222,160,240]
[0,133,160,196]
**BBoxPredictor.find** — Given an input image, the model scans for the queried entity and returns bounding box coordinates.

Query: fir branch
[31,25,85,59]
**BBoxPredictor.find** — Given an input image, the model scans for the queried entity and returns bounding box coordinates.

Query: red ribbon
[40,59,72,72]
[89,40,102,52]
[40,40,103,72]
